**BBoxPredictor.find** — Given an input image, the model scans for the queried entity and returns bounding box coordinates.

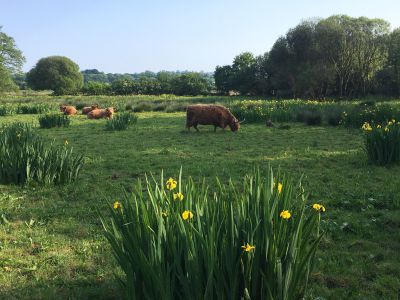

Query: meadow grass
[0,110,399,299]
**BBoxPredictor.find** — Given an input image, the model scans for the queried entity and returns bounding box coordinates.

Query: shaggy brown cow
[59,105,77,115]
[87,107,114,119]
[186,104,240,132]
[82,104,99,115]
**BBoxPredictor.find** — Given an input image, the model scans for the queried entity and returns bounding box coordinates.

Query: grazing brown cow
[87,107,114,119]
[59,105,77,115]
[186,104,240,132]
[82,104,99,115]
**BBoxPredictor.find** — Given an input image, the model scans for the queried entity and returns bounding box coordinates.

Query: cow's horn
[239,118,246,124]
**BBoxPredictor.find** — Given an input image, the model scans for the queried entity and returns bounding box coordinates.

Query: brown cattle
[82,105,99,115]
[60,105,77,115]
[87,107,114,119]
[186,104,240,132]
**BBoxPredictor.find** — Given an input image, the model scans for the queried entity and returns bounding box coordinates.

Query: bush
[363,120,400,165]
[0,123,83,185]
[39,114,70,129]
[304,110,322,126]
[106,112,138,131]
[26,56,84,95]
[100,168,324,300]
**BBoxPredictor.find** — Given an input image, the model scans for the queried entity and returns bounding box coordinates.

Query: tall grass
[0,123,84,185]
[363,120,400,165]
[16,103,54,114]
[100,168,324,299]
[38,114,71,129]
[105,112,138,131]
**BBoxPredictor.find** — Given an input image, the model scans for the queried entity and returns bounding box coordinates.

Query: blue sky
[2,0,400,73]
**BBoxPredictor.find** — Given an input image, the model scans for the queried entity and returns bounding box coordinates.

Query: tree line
[2,15,400,98]
[81,69,215,96]
[215,15,400,98]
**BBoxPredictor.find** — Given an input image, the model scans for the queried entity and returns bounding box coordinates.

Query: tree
[26,56,83,95]
[172,73,212,95]
[231,52,258,95]
[0,26,25,92]
[214,65,234,94]
[387,28,400,96]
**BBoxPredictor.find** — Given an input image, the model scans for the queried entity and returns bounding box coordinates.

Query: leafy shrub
[304,110,322,125]
[363,120,400,165]
[38,114,70,128]
[0,123,83,185]
[106,112,138,131]
[100,168,324,300]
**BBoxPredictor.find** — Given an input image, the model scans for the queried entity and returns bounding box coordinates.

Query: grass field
[0,108,399,299]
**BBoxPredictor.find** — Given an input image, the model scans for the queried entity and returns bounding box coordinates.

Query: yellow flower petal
[312,203,326,212]
[241,243,255,252]
[280,210,291,219]
[182,210,193,220]
[113,201,121,209]
[173,192,184,201]
[166,178,177,190]
[278,183,283,194]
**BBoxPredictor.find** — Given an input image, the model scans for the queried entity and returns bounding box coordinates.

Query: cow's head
[91,104,99,110]
[105,107,114,118]
[229,118,240,132]
[59,105,66,112]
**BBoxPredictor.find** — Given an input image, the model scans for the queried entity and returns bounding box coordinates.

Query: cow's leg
[214,125,217,132]
[194,123,199,132]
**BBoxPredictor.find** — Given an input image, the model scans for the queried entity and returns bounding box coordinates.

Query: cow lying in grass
[59,105,77,115]
[82,105,99,115]
[186,104,240,132]
[87,107,114,119]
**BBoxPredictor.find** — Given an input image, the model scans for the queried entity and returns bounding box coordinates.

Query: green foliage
[171,72,213,96]
[82,81,111,95]
[105,112,137,131]
[38,114,70,129]
[0,27,25,93]
[363,120,400,165]
[0,122,83,185]
[26,56,84,95]
[215,16,392,98]
[0,64,18,93]
[100,168,323,300]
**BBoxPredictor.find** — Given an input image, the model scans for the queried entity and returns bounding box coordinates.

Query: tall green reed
[100,168,324,300]
[0,123,84,185]
[363,120,400,165]
[105,112,138,131]
[38,113,71,129]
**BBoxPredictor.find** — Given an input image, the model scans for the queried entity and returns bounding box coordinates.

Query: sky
[2,0,400,73]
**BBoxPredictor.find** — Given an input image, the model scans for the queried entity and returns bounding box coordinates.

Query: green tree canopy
[0,26,25,93]
[27,56,83,95]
